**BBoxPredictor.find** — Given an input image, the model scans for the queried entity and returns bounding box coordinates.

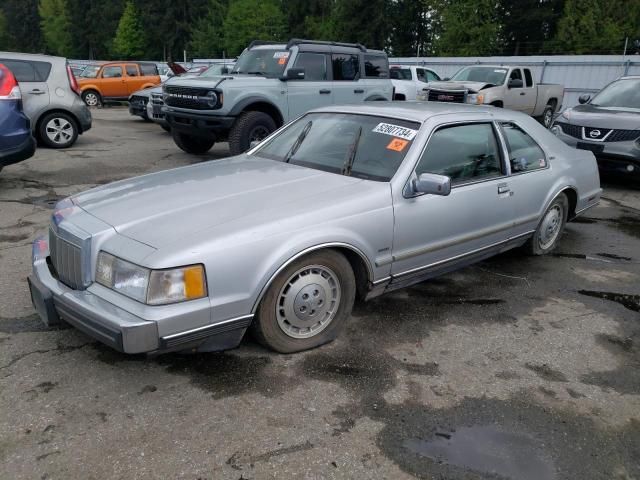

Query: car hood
[165,74,279,90]
[73,156,364,249]
[559,104,640,130]
[427,80,492,93]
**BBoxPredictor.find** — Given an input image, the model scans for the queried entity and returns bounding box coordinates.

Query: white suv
[390,65,440,101]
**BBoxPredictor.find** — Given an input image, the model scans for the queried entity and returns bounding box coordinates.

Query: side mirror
[412,173,451,196]
[220,67,229,74]
[578,94,590,104]
[442,77,450,81]
[282,68,305,81]
[508,78,523,89]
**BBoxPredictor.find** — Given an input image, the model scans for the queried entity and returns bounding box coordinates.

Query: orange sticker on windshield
[278,57,287,65]
[386,138,409,152]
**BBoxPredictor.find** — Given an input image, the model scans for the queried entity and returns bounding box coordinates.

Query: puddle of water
[404,425,555,480]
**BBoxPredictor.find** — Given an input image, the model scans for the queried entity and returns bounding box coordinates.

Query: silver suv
[0,52,92,148]
[163,39,393,155]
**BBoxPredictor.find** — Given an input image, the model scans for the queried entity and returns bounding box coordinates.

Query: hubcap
[544,109,552,127]
[85,93,98,106]
[45,118,73,144]
[539,205,562,249]
[249,126,270,143]
[276,265,341,339]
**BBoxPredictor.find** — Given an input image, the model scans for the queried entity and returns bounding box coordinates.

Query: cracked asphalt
[1,108,639,479]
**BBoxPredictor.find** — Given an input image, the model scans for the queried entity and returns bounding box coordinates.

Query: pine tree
[112,0,146,59]
[223,0,286,56]
[2,0,43,52]
[332,0,389,49]
[189,0,227,58]
[0,9,9,50]
[39,0,73,57]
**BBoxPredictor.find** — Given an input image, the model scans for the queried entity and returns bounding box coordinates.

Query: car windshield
[81,65,100,78]
[390,68,412,80]
[590,78,640,109]
[451,66,507,85]
[199,64,232,77]
[253,113,421,182]
[231,48,289,78]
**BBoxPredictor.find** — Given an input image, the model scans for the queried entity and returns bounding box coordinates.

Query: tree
[433,0,504,56]
[0,9,9,50]
[223,0,286,56]
[112,0,146,59]
[39,0,73,56]
[332,0,389,49]
[286,0,335,40]
[502,0,564,55]
[66,0,125,59]
[189,0,227,58]
[387,0,440,57]
[2,0,43,53]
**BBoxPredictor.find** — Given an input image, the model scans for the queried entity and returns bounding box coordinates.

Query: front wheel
[228,111,276,155]
[251,250,356,353]
[525,193,568,255]
[172,131,214,155]
[539,105,555,129]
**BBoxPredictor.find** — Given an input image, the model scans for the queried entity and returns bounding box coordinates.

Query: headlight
[96,251,207,305]
[467,94,484,105]
[205,91,218,108]
[551,125,562,136]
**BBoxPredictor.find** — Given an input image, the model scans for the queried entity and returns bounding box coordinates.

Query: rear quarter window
[501,123,547,173]
[140,64,158,76]
[364,55,389,78]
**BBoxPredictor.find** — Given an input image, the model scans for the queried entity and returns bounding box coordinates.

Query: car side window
[0,59,36,82]
[140,64,158,76]
[500,123,547,173]
[102,66,123,78]
[524,69,533,87]
[426,70,440,82]
[293,52,327,81]
[416,68,426,82]
[364,55,389,78]
[332,53,359,81]
[125,65,139,76]
[509,69,523,87]
[415,123,503,185]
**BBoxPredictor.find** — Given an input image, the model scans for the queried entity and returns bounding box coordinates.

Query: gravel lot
[1,107,639,479]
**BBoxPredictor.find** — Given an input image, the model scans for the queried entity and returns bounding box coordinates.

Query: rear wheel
[539,105,555,129]
[525,193,568,255]
[38,112,78,148]
[228,111,276,155]
[172,132,214,155]
[82,90,101,107]
[251,250,356,353]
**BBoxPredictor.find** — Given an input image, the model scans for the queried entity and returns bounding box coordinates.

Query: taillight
[0,63,21,100]
[67,64,81,96]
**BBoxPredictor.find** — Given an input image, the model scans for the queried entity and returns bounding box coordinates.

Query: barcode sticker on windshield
[273,52,289,58]
[372,123,418,140]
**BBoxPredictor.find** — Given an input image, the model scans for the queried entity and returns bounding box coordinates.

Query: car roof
[310,102,497,123]
[619,75,640,80]
[0,51,66,63]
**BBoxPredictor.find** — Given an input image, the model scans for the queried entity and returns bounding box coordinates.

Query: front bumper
[129,102,148,117]
[163,107,235,139]
[553,126,640,176]
[28,236,252,354]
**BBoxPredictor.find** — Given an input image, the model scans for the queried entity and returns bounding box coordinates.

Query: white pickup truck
[419,65,565,128]
[390,65,440,101]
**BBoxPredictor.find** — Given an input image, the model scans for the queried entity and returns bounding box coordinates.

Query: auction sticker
[273,51,289,58]
[386,138,409,152]
[373,123,417,140]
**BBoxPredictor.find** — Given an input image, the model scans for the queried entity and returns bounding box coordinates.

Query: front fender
[228,94,285,120]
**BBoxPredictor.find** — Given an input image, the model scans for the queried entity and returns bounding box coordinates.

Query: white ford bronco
[162,39,393,155]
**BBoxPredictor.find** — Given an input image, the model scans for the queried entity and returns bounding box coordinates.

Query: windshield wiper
[341,126,363,176]
[284,121,313,163]
[246,71,267,75]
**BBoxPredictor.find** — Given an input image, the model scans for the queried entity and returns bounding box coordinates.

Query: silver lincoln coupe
[28,103,601,355]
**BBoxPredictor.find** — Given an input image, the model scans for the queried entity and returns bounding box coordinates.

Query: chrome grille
[49,227,87,290]
[427,89,466,103]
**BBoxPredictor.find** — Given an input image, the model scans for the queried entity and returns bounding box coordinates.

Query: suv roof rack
[247,40,285,49]
[286,38,367,52]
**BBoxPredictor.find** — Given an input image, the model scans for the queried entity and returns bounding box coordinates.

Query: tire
[82,90,101,107]
[161,124,171,133]
[38,112,78,148]
[228,111,277,156]
[172,131,215,155]
[251,250,356,353]
[525,193,568,255]
[539,105,555,129]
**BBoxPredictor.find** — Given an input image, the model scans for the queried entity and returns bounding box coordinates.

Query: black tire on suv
[228,111,277,155]
[172,132,215,155]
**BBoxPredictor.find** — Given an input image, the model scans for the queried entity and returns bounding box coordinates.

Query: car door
[390,121,515,285]
[0,58,51,119]
[522,69,537,114]
[504,68,528,112]
[497,121,554,237]
[100,65,126,98]
[331,52,362,104]
[124,63,143,95]
[286,52,333,120]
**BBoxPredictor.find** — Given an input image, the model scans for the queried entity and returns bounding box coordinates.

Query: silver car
[28,103,601,355]
[0,52,92,148]
[552,76,640,177]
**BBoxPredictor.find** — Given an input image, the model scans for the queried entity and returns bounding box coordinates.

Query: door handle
[29,90,45,95]
[319,89,331,94]
[354,89,364,94]
[519,92,525,95]
[498,184,510,194]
